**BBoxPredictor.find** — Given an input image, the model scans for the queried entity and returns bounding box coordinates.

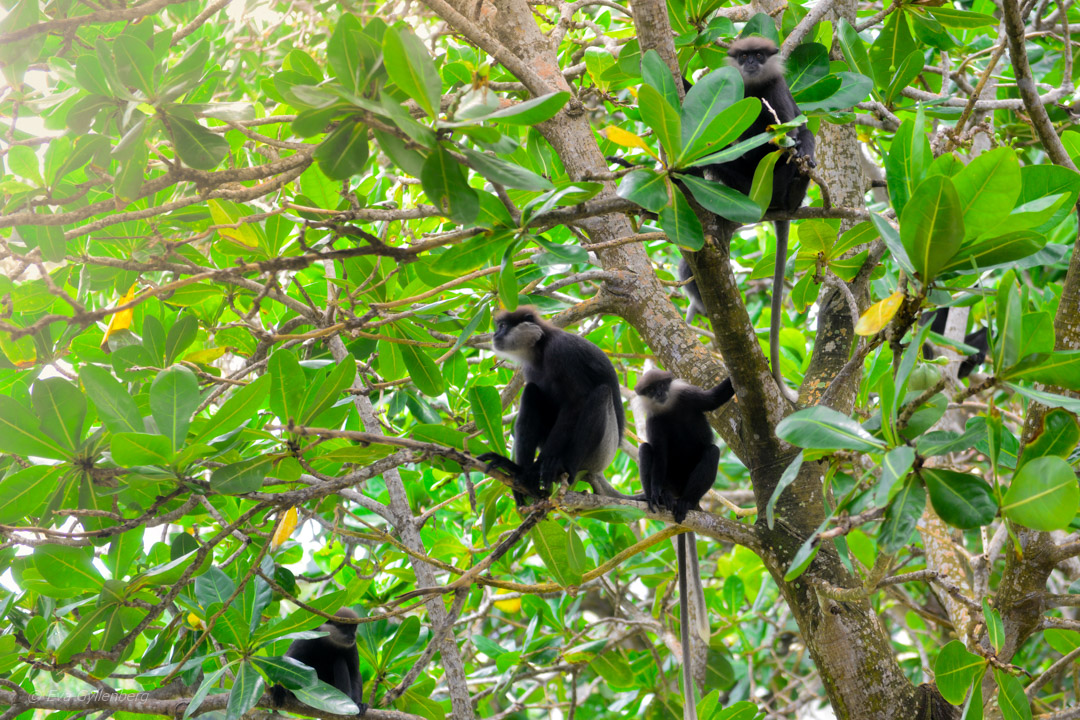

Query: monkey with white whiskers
[691,36,815,402]
[633,369,735,720]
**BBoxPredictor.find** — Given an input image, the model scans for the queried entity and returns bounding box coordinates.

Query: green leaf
[939,231,1048,274]
[617,169,669,213]
[111,432,173,466]
[766,451,803,529]
[638,83,683,159]
[1018,408,1079,469]
[680,97,761,165]
[164,314,199,366]
[1002,351,1080,390]
[383,26,441,118]
[300,356,356,424]
[314,120,369,180]
[421,146,480,226]
[678,173,762,224]
[326,14,367,94]
[900,174,964,283]
[1044,628,1080,655]
[749,150,783,214]
[226,661,266,720]
[166,110,230,170]
[113,34,156,95]
[469,385,504,451]
[983,599,1004,653]
[641,49,680,112]
[0,396,71,460]
[921,468,996,529]
[776,406,885,452]
[270,349,307,423]
[995,275,1022,371]
[884,115,930,218]
[1002,456,1079,531]
[994,670,1032,720]
[838,19,874,79]
[469,91,570,125]
[253,656,317,689]
[398,343,445,396]
[935,640,986,705]
[34,544,103,590]
[870,11,917,90]
[885,49,923,106]
[951,147,1021,240]
[788,43,830,93]
[879,474,925,554]
[212,456,274,495]
[783,518,826,582]
[150,366,201,451]
[0,466,61,523]
[532,519,581,587]
[926,6,998,28]
[875,446,915,506]
[32,377,86,451]
[461,147,554,191]
[679,68,747,159]
[194,374,270,443]
[432,230,515,274]
[658,186,704,250]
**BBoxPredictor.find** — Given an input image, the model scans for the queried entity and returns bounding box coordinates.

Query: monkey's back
[645,407,715,496]
[524,327,626,437]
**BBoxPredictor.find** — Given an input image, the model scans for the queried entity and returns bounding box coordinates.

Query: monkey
[700,36,816,403]
[477,306,628,505]
[632,369,736,720]
[920,307,990,379]
[270,608,367,716]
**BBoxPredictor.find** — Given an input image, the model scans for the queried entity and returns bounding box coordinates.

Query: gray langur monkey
[633,369,736,720]
[271,608,367,715]
[695,36,815,403]
[478,306,632,504]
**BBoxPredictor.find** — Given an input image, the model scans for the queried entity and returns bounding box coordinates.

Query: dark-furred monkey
[478,307,628,504]
[633,369,735,720]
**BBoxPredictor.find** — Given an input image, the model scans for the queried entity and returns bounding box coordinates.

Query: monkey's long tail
[678,534,698,720]
[771,220,798,404]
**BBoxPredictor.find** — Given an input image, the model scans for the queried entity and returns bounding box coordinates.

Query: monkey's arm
[680,378,735,413]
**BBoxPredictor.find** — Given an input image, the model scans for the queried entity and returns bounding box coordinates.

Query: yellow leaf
[855,291,904,336]
[494,588,521,613]
[0,332,36,367]
[101,284,137,348]
[184,347,228,364]
[271,507,298,549]
[207,199,259,248]
[187,613,204,629]
[605,126,656,156]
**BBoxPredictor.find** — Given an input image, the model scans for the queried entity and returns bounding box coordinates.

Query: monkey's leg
[639,442,660,512]
[672,445,720,523]
[677,534,697,720]
[770,220,799,404]
[508,383,557,504]
[538,385,617,495]
[330,657,367,716]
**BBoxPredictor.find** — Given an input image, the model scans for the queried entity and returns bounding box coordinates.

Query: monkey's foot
[356,702,369,716]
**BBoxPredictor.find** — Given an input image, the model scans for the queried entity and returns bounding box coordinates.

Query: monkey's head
[727,36,783,88]
[320,607,359,649]
[634,369,677,409]
[491,306,547,364]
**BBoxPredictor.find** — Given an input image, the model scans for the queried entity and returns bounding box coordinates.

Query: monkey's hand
[477,452,521,476]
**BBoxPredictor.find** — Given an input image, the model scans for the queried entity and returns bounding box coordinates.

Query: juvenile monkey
[634,369,735,720]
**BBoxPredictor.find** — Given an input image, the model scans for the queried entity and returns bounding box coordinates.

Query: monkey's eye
[755,52,764,62]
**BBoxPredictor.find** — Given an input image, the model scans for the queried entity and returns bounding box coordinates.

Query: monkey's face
[634,370,674,407]
[492,315,543,364]
[322,619,357,649]
[728,44,781,87]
